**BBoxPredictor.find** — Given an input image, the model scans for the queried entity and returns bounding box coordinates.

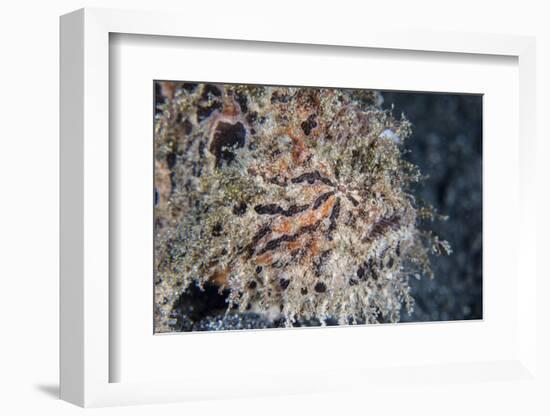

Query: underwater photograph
[153,82,482,333]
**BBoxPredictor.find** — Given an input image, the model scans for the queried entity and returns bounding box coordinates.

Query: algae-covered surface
[153,82,481,332]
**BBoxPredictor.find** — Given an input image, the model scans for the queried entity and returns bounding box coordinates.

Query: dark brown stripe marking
[254,203,309,217]
[256,219,323,256]
[327,197,341,237]
[313,191,335,210]
[290,171,335,187]
[244,225,272,256]
[363,215,401,243]
[346,194,360,207]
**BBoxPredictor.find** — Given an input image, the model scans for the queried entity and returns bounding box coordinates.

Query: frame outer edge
[82,8,111,407]
[60,8,85,407]
[58,6,539,407]
[517,38,537,376]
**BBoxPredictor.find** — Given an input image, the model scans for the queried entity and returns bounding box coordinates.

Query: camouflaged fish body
[154,83,449,332]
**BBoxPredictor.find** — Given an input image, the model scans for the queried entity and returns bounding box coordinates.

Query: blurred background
[381,91,483,322]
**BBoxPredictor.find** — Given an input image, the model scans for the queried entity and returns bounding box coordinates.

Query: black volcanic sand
[166,91,483,331]
[382,91,483,322]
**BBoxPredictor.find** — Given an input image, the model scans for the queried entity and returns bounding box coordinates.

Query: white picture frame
[60,7,538,408]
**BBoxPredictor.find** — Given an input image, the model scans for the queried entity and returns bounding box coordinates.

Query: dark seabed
[381,92,483,322]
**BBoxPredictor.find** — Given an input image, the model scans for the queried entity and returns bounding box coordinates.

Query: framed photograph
[60,8,538,407]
